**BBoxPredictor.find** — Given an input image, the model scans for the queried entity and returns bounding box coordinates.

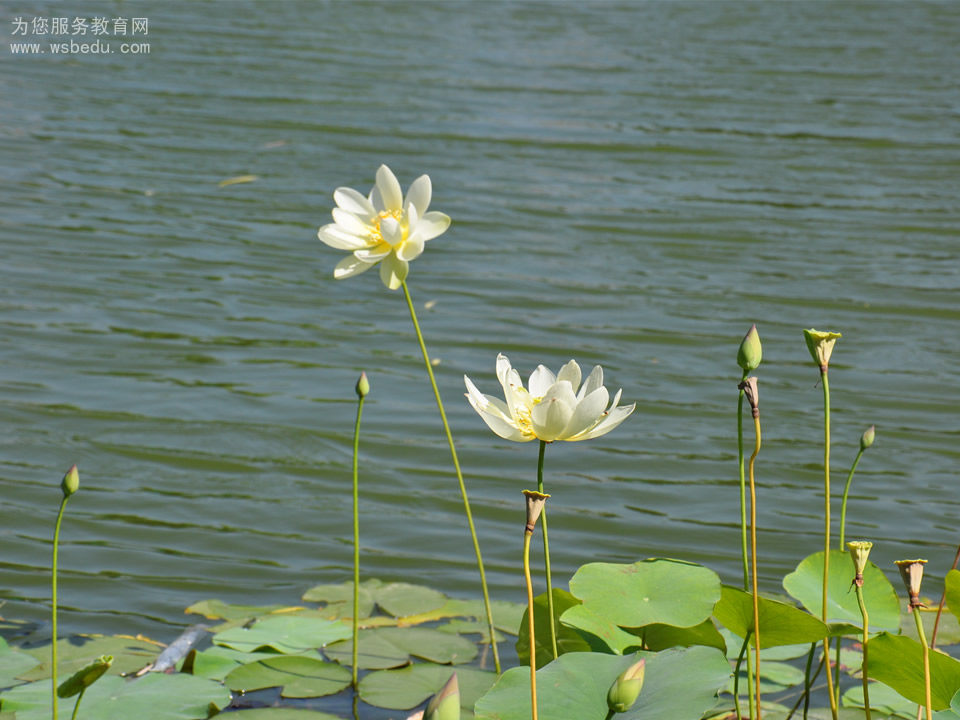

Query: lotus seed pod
[860,425,876,450]
[356,371,370,399]
[607,658,646,713]
[803,329,842,369]
[61,464,79,498]
[522,490,550,532]
[847,541,873,580]
[737,324,762,372]
[895,559,927,609]
[425,673,460,720]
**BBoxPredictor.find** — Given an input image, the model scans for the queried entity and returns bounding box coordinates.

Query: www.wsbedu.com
[10,39,149,54]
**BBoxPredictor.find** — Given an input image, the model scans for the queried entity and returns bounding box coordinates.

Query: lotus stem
[70,688,85,720]
[854,582,871,720]
[931,543,960,649]
[401,281,500,674]
[733,633,750,720]
[912,606,933,720]
[819,368,839,720]
[536,440,558,660]
[52,493,70,720]
[737,368,749,591]
[838,447,864,549]
[523,530,538,720]
[748,411,762,720]
[351,375,367,689]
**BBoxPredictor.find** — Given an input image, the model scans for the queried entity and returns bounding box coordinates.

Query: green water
[1,1,959,644]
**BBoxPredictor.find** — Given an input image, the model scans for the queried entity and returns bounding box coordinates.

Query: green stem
[537,440,558,660]
[913,607,932,720]
[931,543,960,649]
[855,584,871,720]
[351,393,365,689]
[838,448,864,548]
[790,643,817,720]
[401,281,500,674]
[523,530,538,720]
[733,633,750,720]
[833,636,842,708]
[748,413,762,720]
[70,688,85,720]
[52,495,69,720]
[738,368,749,591]
[820,368,838,720]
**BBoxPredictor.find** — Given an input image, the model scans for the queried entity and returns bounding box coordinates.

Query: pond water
[1,1,959,647]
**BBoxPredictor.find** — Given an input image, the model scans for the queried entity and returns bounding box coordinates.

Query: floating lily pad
[325,626,477,669]
[323,630,409,669]
[783,551,901,632]
[474,646,730,720]
[183,645,319,680]
[843,679,918,717]
[516,590,597,668]
[0,639,40,688]
[359,664,496,711]
[401,599,525,635]
[437,620,505,643]
[19,635,160,681]
[301,579,381,619]
[213,616,352,654]
[714,586,829,648]
[223,711,343,720]
[225,655,350,698]
[717,628,811,661]
[302,580,445,620]
[868,632,960,710]
[569,558,721,629]
[1,672,230,720]
[726,660,805,695]
[185,599,291,623]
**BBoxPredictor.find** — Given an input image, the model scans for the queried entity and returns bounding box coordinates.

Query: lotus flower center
[370,209,404,245]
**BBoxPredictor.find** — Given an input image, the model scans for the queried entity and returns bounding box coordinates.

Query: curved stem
[839,448,864,548]
[401,281,500,673]
[738,369,749,590]
[913,607,933,720]
[749,413,762,720]
[788,643,818,720]
[70,687,85,720]
[536,440,558,660]
[52,495,69,720]
[523,530,538,720]
[733,633,750,720]
[820,369,838,720]
[351,393,365,689]
[855,584,871,720]
[931,543,960,649]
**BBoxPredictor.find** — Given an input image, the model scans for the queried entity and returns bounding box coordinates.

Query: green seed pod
[425,673,460,720]
[356,371,370,399]
[737,324,762,372]
[860,425,876,450]
[607,659,645,713]
[61,464,79,498]
[57,655,112,698]
[803,328,842,369]
[847,541,873,578]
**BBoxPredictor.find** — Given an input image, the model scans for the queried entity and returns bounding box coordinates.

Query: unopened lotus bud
[738,377,759,416]
[356,372,370,399]
[607,658,645,713]
[61,464,79,498]
[522,490,550,533]
[860,425,875,450]
[57,655,112,698]
[737,324,762,372]
[895,559,927,609]
[425,672,460,720]
[803,329,842,370]
[847,541,873,586]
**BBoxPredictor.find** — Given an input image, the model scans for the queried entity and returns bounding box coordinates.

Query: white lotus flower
[317,164,451,290]
[464,354,636,443]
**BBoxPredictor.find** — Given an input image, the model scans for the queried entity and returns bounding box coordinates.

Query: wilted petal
[379,253,408,290]
[332,208,373,237]
[531,381,577,442]
[318,224,369,250]
[556,359,582,393]
[528,365,557,398]
[417,212,451,242]
[334,254,375,280]
[577,365,604,401]
[574,402,636,441]
[560,386,609,439]
[334,187,376,219]
[373,165,403,213]
[404,175,432,217]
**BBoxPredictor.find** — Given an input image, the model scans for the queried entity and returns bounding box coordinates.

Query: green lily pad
[900,598,960,646]
[19,636,160,681]
[475,646,730,720]
[637,619,727,653]
[947,570,960,625]
[401,599,525,635]
[783,551,901,632]
[0,640,40,688]
[223,711,343,720]
[225,655,350,698]
[184,599,291,623]
[713,586,829,647]
[437,620,506,643]
[843,679,918,717]
[323,630,410,670]
[213,616,352,654]
[1,672,230,720]
[868,632,960,710]
[717,628,811,661]
[560,604,642,654]
[359,664,496,711]
[325,626,477,669]
[569,558,721,629]
[301,579,381,619]
[516,590,598,668]
[183,645,323,680]
[302,580,445,620]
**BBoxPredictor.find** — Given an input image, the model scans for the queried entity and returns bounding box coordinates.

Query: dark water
[1,1,959,648]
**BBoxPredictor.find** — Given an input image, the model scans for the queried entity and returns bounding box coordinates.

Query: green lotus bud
[895,559,927,609]
[607,658,645,713]
[847,541,873,585]
[355,371,370,399]
[737,324,762,372]
[522,490,550,533]
[803,328,842,369]
[57,655,112,698]
[61,464,79,498]
[425,672,460,720]
[860,425,875,450]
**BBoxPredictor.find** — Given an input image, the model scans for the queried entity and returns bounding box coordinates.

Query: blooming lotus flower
[318,165,451,290]
[464,354,635,443]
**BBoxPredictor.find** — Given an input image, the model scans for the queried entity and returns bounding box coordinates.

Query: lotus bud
[522,490,550,534]
[847,541,873,587]
[355,371,370,399]
[803,329,842,371]
[425,673,460,720]
[895,559,928,609]
[57,655,112,698]
[738,377,759,417]
[860,425,875,451]
[607,658,646,713]
[737,324,762,372]
[61,464,79,498]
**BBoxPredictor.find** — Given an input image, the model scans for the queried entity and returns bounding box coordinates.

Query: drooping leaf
[569,559,721,629]
[359,664,496,711]
[213,616,352,654]
[867,632,960,711]
[637,619,727,653]
[475,646,730,720]
[783,551,901,631]
[19,635,160,681]
[516,590,597,668]
[713,586,829,647]
[225,655,350,698]
[559,604,642,654]
[324,627,477,669]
